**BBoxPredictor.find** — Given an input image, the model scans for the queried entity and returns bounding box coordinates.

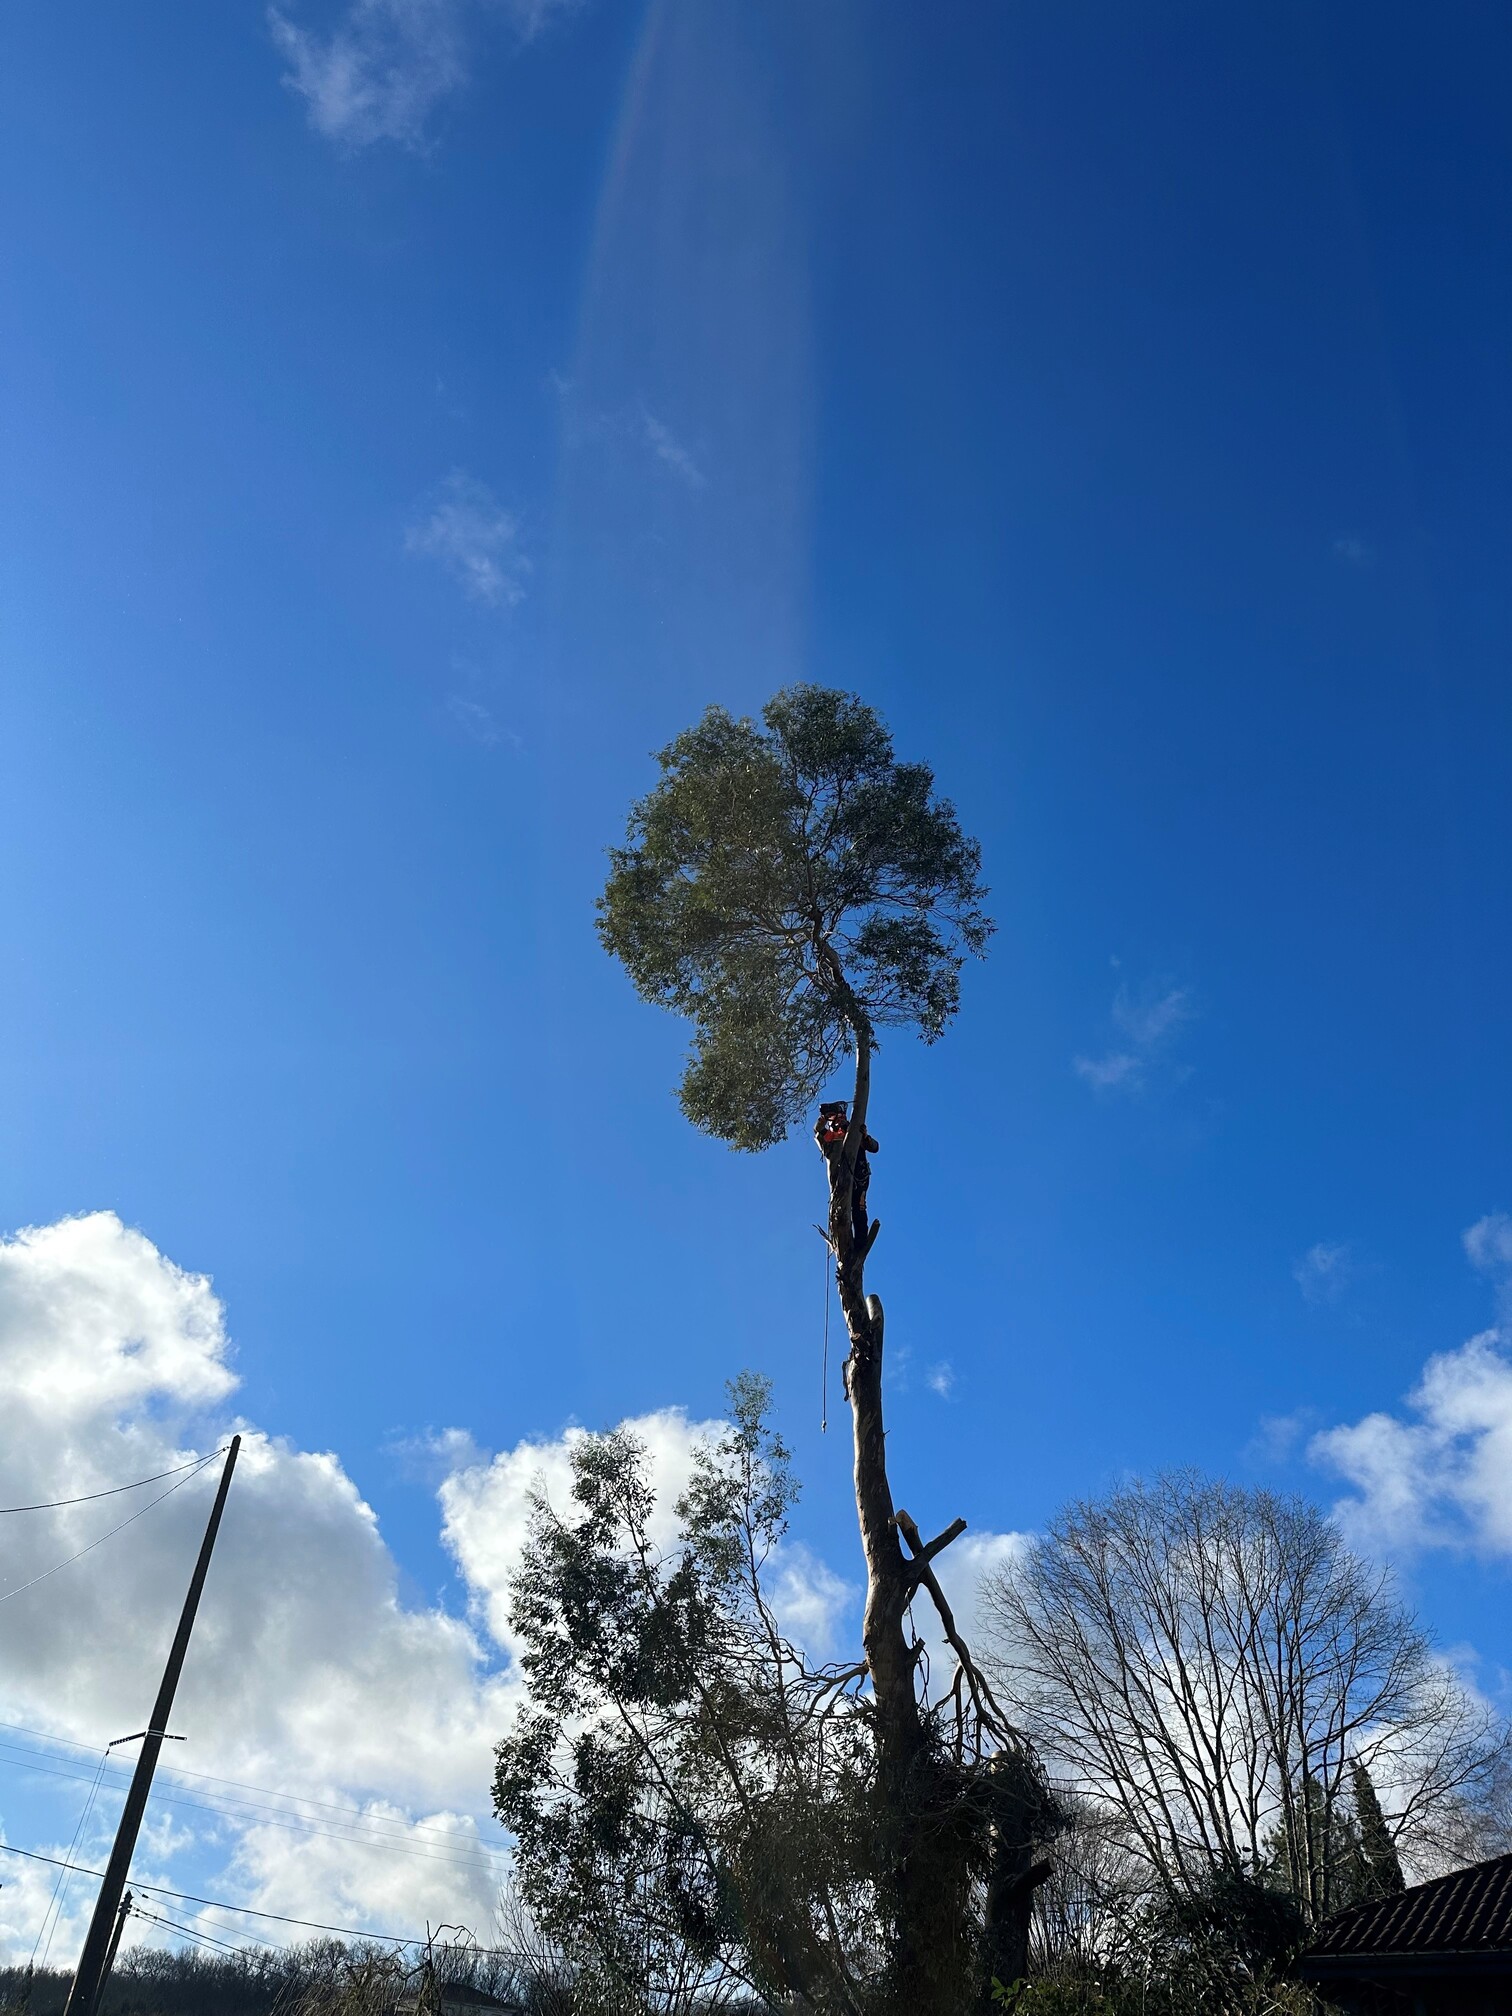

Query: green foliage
[1159,1860,1307,1982]
[597,686,992,1148]
[1350,1759,1406,1901]
[493,1375,878,2010]
[992,1980,1112,2014]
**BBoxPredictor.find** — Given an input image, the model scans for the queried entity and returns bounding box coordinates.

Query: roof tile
[1304,1854,1512,1959]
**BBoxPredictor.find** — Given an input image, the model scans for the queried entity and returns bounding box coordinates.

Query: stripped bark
[817,954,1037,2013]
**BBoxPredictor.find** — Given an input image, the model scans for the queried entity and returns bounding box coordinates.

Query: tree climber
[814,1101,879,1248]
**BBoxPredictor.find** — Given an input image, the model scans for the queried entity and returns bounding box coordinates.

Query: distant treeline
[0,1934,761,2016]
[0,1939,530,2016]
[1,1941,388,2016]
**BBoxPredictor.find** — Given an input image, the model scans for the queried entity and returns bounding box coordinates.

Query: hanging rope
[812,1220,836,1434]
[821,1245,831,1434]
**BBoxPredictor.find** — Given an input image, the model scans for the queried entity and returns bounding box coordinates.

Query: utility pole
[64,1437,240,2016]
[99,1892,132,1993]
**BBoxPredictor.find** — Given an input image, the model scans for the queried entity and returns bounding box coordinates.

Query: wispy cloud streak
[1074,978,1192,1094]
[270,0,581,150]
[406,472,530,606]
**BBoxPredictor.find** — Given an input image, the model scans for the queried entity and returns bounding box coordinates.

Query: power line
[0,1453,228,1516]
[0,1453,223,1606]
[30,1747,110,1971]
[0,1843,433,1948]
[132,1904,274,1958]
[0,1843,536,1966]
[0,1747,508,1878]
[0,1724,510,1863]
[0,1719,504,1846]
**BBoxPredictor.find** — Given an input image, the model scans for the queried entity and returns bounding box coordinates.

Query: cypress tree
[1351,1759,1406,1899]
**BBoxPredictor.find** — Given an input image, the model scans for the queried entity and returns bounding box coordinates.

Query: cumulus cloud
[1074,978,1192,1094]
[919,1530,1030,1701]
[439,1406,715,1656]
[406,474,530,606]
[1312,1215,1512,1556]
[0,1215,513,1954]
[926,1362,955,1400]
[270,0,580,150]
[0,1213,846,1962]
[767,1545,854,1662]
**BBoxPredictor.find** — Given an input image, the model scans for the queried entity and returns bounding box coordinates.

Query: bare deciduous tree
[980,1474,1510,1934]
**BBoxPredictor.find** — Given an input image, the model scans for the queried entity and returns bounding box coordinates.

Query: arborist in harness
[814,1100,879,1249]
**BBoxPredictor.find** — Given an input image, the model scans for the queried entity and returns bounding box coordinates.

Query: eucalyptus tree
[591,687,1047,2012]
[494,1377,880,2014]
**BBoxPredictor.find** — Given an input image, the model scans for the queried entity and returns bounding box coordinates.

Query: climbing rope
[821,1244,831,1434]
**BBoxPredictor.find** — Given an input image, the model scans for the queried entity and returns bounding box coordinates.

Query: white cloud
[445,695,505,747]
[270,0,467,151]
[552,380,710,492]
[0,1213,846,1961]
[926,1362,955,1400]
[270,0,580,150]
[1072,1051,1140,1091]
[919,1530,1030,1704]
[1465,1213,1512,1273]
[438,1406,713,1656]
[1312,1216,1512,1555]
[640,410,706,490]
[406,474,530,606]
[0,1215,513,1952]
[767,1545,854,1662]
[1247,1408,1316,1464]
[1075,979,1192,1094]
[1112,984,1190,1049]
[1465,1212,1512,1324]
[1294,1240,1352,1304]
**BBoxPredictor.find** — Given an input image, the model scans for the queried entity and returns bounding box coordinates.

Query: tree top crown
[597,685,992,1149]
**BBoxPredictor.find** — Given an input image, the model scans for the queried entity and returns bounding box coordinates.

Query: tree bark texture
[824,1025,976,2013]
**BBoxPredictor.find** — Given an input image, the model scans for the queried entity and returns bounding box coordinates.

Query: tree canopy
[493,1375,880,2011]
[597,686,992,1148]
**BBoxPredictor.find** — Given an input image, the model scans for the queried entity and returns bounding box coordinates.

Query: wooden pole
[92,1892,132,2015]
[64,1438,240,2016]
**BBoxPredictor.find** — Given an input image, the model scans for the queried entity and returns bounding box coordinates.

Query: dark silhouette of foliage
[1349,1759,1405,1903]
[493,1376,881,2011]
[588,688,1052,2012]
[597,686,991,1150]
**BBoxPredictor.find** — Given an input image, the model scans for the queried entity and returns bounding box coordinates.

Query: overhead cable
[0,1843,443,1950]
[0,1452,228,1516]
[0,1452,223,1605]
[0,1723,509,1859]
[132,1904,274,1958]
[0,1747,506,1878]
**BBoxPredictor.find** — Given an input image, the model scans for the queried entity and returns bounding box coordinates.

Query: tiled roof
[1302,1853,1512,1962]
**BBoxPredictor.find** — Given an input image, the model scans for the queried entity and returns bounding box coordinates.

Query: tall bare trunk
[823,1025,973,2012]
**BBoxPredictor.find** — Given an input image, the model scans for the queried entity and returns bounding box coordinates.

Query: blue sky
[2,0,1511,1955]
